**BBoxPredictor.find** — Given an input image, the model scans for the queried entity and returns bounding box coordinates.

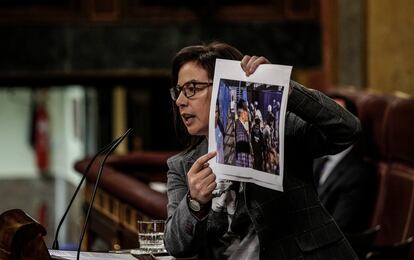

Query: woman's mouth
[181,113,195,126]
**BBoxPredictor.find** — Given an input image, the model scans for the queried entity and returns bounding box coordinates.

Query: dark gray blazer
[164,81,360,259]
[315,148,377,233]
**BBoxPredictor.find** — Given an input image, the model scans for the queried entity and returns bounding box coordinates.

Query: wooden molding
[284,0,319,20]
[0,0,320,24]
[0,0,85,24]
[88,0,121,23]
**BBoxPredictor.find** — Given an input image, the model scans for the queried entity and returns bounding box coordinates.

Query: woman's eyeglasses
[170,80,212,101]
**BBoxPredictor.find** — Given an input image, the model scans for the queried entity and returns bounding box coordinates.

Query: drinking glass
[137,220,166,254]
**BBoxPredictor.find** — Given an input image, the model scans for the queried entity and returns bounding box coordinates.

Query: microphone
[77,128,132,259]
[51,132,125,250]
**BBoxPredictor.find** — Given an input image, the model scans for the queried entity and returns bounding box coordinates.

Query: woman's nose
[175,90,187,107]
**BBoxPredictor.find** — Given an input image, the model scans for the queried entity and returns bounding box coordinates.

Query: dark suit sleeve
[328,163,377,232]
[287,81,362,158]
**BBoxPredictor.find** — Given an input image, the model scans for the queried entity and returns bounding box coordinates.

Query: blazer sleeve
[163,155,208,258]
[287,81,362,158]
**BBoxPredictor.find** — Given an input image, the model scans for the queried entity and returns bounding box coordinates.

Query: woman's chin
[186,127,208,137]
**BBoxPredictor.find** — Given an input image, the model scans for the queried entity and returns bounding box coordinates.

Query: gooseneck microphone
[51,133,125,250]
[77,128,132,260]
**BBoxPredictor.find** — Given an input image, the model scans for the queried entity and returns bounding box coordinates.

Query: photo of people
[208,59,290,191]
[214,78,284,175]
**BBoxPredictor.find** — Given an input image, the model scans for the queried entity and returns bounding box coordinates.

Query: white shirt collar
[319,145,354,185]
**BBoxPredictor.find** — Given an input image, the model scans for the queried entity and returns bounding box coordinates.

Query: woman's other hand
[240,55,271,76]
[187,151,217,204]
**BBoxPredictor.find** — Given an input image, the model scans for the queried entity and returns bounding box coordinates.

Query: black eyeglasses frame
[170,80,213,101]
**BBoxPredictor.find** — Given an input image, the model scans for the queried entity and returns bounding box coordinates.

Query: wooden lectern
[0,209,51,260]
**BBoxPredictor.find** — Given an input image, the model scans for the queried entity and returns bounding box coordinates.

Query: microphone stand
[51,135,123,250]
[77,128,132,260]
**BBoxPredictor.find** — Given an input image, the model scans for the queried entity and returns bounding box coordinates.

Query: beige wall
[367,0,414,96]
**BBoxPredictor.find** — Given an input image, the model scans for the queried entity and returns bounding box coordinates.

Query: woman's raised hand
[240,55,271,76]
[187,151,217,204]
[240,55,292,95]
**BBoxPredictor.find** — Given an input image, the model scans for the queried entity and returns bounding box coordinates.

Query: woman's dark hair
[171,42,244,152]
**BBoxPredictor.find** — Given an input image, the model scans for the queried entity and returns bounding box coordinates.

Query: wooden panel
[0,0,85,24]
[0,0,320,24]
[119,203,151,233]
[88,0,120,22]
[119,0,319,23]
[87,207,135,250]
[285,0,319,20]
[84,182,152,250]
[367,0,414,96]
[319,0,333,89]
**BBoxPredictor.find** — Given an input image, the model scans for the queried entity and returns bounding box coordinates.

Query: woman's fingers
[195,172,217,200]
[205,180,217,194]
[240,55,271,76]
[189,168,216,203]
[189,151,216,174]
[187,151,218,203]
[249,56,270,74]
[200,170,216,187]
[242,56,257,76]
[245,55,259,72]
[240,55,251,72]
[193,165,213,181]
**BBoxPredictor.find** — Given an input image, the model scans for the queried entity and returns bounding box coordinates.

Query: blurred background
[0,0,413,254]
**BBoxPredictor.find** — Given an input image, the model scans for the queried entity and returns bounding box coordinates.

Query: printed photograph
[215,78,284,175]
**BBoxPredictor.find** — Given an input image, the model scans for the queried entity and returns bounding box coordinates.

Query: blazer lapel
[184,139,208,174]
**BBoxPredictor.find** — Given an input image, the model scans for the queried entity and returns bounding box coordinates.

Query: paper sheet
[49,249,137,260]
[208,59,291,191]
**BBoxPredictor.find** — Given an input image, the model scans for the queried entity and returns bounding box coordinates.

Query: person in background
[262,112,275,173]
[314,94,377,233]
[251,116,264,171]
[165,42,359,259]
[215,105,225,164]
[235,99,253,168]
